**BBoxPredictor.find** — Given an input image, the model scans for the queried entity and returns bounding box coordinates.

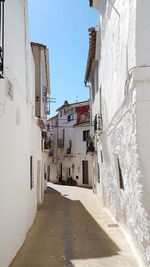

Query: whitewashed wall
[0,1,42,267]
[91,0,150,266]
[74,125,93,186]
[48,103,93,186]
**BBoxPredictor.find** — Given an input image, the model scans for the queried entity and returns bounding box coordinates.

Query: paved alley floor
[9,183,139,267]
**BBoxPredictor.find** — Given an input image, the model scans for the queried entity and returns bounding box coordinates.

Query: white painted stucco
[74,124,93,186]
[87,0,150,266]
[0,1,47,266]
[48,101,93,187]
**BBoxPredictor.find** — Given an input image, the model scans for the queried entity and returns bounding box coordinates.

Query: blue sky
[28,0,98,116]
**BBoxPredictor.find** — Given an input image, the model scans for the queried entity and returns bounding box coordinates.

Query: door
[48,165,50,182]
[37,160,41,206]
[82,161,89,184]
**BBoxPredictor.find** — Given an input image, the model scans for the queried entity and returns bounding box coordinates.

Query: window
[60,110,63,117]
[101,150,103,163]
[30,156,34,190]
[114,155,124,190]
[118,158,124,190]
[68,114,74,122]
[83,130,90,141]
[94,114,102,133]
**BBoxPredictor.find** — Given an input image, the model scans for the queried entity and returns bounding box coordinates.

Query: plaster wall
[0,1,43,266]
[49,163,57,182]
[93,0,150,266]
[99,0,136,129]
[74,125,93,187]
[48,104,92,186]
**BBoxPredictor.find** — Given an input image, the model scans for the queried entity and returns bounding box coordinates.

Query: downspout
[108,0,120,18]
[85,82,92,131]
[85,82,96,192]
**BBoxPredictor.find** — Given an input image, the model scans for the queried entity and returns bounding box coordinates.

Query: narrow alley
[9,183,139,267]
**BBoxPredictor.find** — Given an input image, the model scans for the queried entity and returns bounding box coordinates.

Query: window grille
[68,113,74,122]
[83,130,90,141]
[94,114,103,133]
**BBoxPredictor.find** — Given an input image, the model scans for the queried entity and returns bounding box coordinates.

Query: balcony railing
[94,114,103,133]
[0,0,5,78]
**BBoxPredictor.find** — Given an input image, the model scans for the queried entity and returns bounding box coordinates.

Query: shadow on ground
[9,187,120,267]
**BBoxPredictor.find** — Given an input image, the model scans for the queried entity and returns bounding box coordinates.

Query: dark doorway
[60,163,62,178]
[82,161,89,184]
[48,166,50,182]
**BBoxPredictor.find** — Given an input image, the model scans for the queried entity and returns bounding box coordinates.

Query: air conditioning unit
[94,114,103,133]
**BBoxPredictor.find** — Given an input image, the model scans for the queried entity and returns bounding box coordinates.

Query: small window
[30,156,34,190]
[68,114,74,122]
[114,155,124,190]
[118,158,124,190]
[101,150,103,163]
[83,130,90,141]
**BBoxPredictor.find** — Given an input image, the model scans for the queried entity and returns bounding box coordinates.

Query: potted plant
[86,135,95,152]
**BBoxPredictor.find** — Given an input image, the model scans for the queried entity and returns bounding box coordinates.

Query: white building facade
[0,1,50,267]
[48,100,93,187]
[85,0,150,266]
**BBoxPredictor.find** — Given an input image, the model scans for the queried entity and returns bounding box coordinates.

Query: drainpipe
[85,82,96,193]
[108,0,120,18]
[85,82,93,131]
